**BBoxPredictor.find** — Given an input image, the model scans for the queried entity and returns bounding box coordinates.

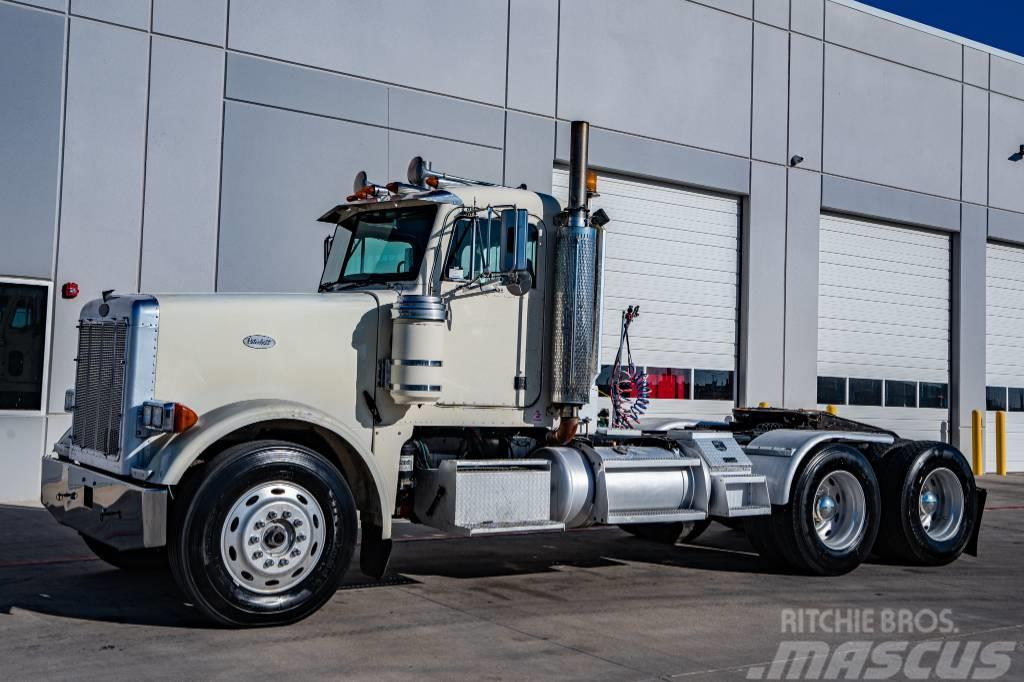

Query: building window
[885,380,917,408]
[817,377,847,405]
[986,387,1008,412]
[0,281,49,411]
[693,369,734,401]
[647,367,690,399]
[848,378,883,406]
[1009,388,1024,412]
[919,382,949,409]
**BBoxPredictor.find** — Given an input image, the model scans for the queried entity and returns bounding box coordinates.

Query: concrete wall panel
[964,47,989,89]
[823,45,961,199]
[504,112,555,194]
[990,56,1024,101]
[789,34,823,171]
[555,122,750,196]
[989,208,1024,246]
[225,53,387,127]
[153,0,228,47]
[507,0,557,115]
[741,162,787,407]
[141,37,224,293]
[825,2,961,80]
[13,0,66,11]
[752,23,789,164]
[228,0,508,106]
[0,4,65,280]
[989,94,1024,214]
[70,0,149,30]
[791,0,823,38]
[50,19,149,413]
[962,85,988,206]
[557,0,752,157]
[821,176,961,233]
[218,102,387,293]
[952,204,987,448]
[693,0,751,17]
[754,0,788,29]
[0,416,46,502]
[783,168,820,408]
[389,88,504,149]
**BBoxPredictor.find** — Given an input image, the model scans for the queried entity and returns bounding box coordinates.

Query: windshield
[320,205,437,288]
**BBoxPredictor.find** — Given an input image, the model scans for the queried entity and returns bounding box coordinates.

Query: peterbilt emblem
[243,334,276,349]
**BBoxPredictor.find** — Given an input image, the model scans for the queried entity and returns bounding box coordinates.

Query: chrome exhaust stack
[550,121,600,409]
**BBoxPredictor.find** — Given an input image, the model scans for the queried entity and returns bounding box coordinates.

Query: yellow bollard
[971,409,984,477]
[826,404,838,415]
[996,411,1008,477]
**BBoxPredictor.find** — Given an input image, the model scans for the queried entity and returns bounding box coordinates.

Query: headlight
[140,401,198,433]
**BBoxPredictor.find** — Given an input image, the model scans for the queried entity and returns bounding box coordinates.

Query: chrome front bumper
[40,456,167,550]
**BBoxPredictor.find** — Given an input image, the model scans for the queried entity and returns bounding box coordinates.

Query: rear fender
[744,429,896,506]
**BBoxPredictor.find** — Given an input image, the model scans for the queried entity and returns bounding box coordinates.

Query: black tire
[168,440,357,627]
[619,519,711,545]
[81,535,168,571]
[749,445,881,575]
[874,441,977,566]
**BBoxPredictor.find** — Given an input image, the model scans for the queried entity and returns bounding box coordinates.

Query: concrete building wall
[1,0,1022,499]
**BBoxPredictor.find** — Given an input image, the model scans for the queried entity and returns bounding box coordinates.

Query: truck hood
[152,292,383,429]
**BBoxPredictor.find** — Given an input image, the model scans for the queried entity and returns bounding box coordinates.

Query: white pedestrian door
[985,242,1024,472]
[816,214,951,441]
[551,169,741,424]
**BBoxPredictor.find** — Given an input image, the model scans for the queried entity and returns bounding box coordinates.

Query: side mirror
[323,234,334,266]
[499,208,530,273]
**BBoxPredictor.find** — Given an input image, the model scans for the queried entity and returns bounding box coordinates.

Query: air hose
[609,306,650,429]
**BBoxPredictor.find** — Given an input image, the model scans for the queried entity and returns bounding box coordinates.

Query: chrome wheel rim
[220,481,326,594]
[812,470,867,552]
[919,468,964,542]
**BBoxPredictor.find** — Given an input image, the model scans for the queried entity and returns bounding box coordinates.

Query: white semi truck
[41,122,985,626]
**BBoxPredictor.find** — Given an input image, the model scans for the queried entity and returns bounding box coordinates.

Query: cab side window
[444,217,538,284]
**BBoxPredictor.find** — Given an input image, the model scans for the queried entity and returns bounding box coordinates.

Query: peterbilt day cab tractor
[42,121,985,627]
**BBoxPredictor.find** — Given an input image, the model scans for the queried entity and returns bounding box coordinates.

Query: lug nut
[248,536,259,545]
[263,559,274,568]
[290,549,301,558]
[253,551,263,559]
[254,521,265,530]
[281,511,292,519]
[279,558,289,567]
[296,534,306,543]
[267,511,277,520]
[293,519,303,527]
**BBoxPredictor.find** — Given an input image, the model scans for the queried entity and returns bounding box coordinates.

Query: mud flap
[359,523,393,579]
[966,487,987,557]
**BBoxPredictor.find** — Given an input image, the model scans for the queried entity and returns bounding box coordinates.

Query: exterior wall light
[790,155,805,167]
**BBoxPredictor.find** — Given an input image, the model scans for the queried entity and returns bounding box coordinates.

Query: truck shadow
[0,524,794,628]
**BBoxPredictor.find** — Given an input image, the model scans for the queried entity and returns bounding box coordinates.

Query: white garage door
[552,169,741,422]
[816,214,951,441]
[985,242,1024,472]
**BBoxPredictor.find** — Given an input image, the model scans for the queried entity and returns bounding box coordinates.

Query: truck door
[437,213,544,409]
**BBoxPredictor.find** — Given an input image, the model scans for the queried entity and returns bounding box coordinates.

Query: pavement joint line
[662,623,1024,679]
[393,584,655,677]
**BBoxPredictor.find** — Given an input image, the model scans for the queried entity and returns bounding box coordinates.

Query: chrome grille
[72,319,129,458]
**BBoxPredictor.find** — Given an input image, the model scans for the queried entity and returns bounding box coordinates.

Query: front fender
[144,399,389,535]
[745,429,896,506]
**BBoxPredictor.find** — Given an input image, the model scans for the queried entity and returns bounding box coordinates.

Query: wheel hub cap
[220,482,326,594]
[812,471,867,552]
[919,468,965,542]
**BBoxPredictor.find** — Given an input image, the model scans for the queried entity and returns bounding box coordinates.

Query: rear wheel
[746,445,880,575]
[620,519,711,545]
[875,441,976,565]
[168,440,357,627]
[81,535,167,571]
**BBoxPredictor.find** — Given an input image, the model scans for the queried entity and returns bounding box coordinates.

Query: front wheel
[168,440,357,627]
